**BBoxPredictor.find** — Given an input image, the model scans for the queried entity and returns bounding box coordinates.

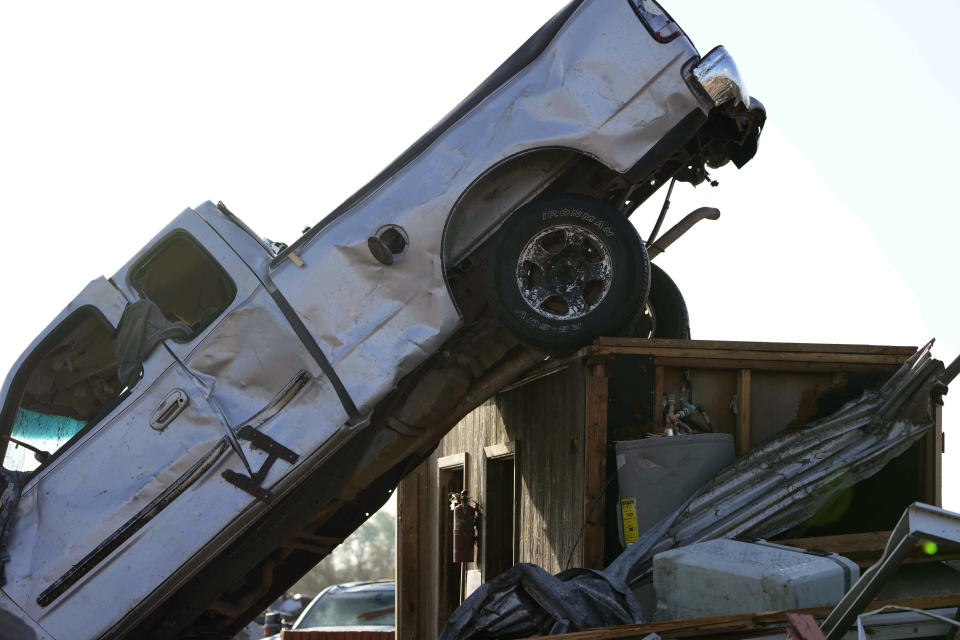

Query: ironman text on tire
[485,194,650,351]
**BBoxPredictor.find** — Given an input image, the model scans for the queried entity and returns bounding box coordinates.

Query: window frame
[127,230,238,343]
[436,452,468,631]
[482,442,518,583]
[0,305,132,477]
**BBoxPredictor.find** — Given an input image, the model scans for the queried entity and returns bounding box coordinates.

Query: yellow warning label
[621,498,639,544]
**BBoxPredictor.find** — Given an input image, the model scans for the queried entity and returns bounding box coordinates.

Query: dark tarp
[113,299,192,387]
[439,565,641,640]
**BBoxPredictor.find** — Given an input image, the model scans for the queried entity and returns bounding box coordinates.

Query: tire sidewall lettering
[541,209,616,238]
[485,194,649,351]
[513,308,582,333]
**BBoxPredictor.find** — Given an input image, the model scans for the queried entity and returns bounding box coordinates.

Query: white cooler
[653,538,860,620]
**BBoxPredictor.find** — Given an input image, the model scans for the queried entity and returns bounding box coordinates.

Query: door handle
[150,389,189,431]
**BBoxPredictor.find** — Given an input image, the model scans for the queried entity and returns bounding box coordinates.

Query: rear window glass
[129,232,236,339]
[1,307,125,472]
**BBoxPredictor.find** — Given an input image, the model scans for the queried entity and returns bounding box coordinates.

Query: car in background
[265,580,395,639]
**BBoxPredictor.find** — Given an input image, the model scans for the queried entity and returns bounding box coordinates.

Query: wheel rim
[515,224,613,321]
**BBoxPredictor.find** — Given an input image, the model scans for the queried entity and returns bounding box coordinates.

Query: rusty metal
[646,207,720,259]
[646,177,676,246]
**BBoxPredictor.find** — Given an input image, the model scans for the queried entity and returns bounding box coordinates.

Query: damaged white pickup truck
[0,1,763,638]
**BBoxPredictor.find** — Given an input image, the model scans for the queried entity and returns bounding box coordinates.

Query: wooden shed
[395,338,943,639]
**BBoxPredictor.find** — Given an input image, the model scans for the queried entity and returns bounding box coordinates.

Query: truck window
[1,307,125,472]
[129,232,236,339]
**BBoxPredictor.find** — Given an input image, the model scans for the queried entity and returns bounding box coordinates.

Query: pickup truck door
[2,206,357,639]
[0,277,228,640]
[111,207,353,501]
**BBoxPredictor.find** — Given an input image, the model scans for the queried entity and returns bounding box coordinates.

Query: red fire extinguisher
[450,491,478,564]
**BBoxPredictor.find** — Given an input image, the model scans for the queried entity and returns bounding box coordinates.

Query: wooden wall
[397,364,588,640]
[396,339,939,640]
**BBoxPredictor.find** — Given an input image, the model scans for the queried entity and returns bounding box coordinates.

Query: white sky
[0,1,956,509]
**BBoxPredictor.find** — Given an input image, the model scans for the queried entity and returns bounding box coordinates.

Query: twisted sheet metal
[606,341,942,587]
[441,343,945,638]
[0,467,27,586]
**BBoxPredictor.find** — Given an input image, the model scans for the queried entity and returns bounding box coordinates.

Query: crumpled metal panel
[442,345,945,638]
[0,468,26,588]
[607,343,944,587]
[179,287,320,428]
[271,0,703,416]
[0,220,358,638]
[1,360,225,634]
[7,373,352,640]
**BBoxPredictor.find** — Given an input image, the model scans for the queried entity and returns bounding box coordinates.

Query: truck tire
[618,263,691,339]
[485,194,649,351]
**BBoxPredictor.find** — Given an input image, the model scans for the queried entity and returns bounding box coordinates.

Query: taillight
[629,0,684,43]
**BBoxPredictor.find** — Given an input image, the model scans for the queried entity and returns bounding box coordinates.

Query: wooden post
[737,369,751,456]
[396,467,422,640]
[653,365,664,431]
[919,404,943,506]
[582,361,608,570]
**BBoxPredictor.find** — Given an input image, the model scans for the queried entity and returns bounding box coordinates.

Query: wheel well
[441,148,631,295]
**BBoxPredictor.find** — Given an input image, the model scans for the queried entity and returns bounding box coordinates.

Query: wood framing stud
[531,592,960,639]
[582,362,608,570]
[737,369,751,456]
[396,467,422,640]
[653,365,664,431]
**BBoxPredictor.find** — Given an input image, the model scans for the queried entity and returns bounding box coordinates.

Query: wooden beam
[587,345,909,366]
[582,362,608,570]
[653,357,900,374]
[396,467,422,640]
[437,452,467,471]
[592,337,917,356]
[919,404,944,507]
[777,530,895,556]
[483,442,516,459]
[525,592,960,639]
[506,339,912,396]
[653,366,664,432]
[737,369,751,456]
[777,530,960,568]
[501,357,572,393]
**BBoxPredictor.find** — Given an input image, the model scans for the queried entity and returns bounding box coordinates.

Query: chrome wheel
[515,224,613,321]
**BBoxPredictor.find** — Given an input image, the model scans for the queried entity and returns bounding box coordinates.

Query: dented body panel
[271,0,705,414]
[0,1,764,638]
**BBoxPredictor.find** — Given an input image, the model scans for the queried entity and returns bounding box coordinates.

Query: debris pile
[440,342,948,639]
